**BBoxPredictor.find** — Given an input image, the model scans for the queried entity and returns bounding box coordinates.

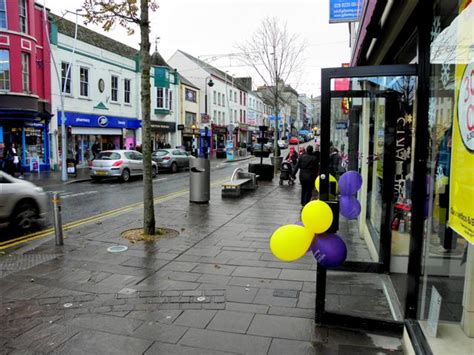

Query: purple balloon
[340,195,361,219]
[310,233,347,268]
[339,171,362,195]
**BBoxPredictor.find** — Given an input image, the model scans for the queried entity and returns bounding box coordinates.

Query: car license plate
[96,170,108,176]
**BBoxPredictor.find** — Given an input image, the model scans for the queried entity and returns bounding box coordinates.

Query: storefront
[0,116,51,172]
[315,1,473,354]
[211,124,227,159]
[150,120,176,150]
[60,112,140,167]
[181,126,198,153]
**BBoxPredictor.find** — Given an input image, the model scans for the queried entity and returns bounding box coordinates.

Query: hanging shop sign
[329,0,363,23]
[450,59,474,243]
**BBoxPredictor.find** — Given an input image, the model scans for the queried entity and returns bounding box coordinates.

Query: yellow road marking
[0,177,230,250]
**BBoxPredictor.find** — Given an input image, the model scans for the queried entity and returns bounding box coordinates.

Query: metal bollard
[52,192,64,246]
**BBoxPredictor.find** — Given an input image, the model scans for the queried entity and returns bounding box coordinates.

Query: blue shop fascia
[0,110,52,172]
[58,111,141,167]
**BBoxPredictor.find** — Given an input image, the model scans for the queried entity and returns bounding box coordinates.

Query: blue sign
[59,112,141,129]
[329,0,363,23]
[0,126,3,144]
[268,115,282,121]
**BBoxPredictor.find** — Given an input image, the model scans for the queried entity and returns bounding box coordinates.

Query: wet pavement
[0,157,260,242]
[0,164,403,354]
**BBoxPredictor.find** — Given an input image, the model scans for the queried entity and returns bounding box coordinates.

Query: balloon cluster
[338,171,362,220]
[269,171,363,269]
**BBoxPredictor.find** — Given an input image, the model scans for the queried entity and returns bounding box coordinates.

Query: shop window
[124,79,131,104]
[417,2,472,346]
[0,0,7,29]
[185,88,196,102]
[0,49,10,91]
[111,75,119,102]
[21,53,30,93]
[79,66,89,97]
[19,0,27,33]
[185,111,196,126]
[61,62,72,94]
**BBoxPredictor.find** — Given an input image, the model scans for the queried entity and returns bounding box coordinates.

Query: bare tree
[237,17,306,175]
[82,0,158,235]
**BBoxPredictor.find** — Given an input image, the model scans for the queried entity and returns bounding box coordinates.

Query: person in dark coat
[293,145,319,206]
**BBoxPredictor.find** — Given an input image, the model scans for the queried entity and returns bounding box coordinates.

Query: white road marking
[61,191,98,199]
[153,178,168,183]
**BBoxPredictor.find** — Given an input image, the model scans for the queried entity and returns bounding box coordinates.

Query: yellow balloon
[301,200,333,234]
[270,225,314,262]
[315,175,338,193]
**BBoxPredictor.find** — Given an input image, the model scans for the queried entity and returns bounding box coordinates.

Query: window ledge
[110,101,120,105]
[78,96,92,101]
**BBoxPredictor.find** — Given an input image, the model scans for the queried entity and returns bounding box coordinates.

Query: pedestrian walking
[293,145,319,206]
[11,143,23,178]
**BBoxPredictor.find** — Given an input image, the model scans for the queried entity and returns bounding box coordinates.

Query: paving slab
[179,328,271,354]
[173,310,217,329]
[247,314,317,342]
[57,330,152,354]
[207,310,254,334]
[144,341,236,355]
[131,321,188,343]
[268,338,318,355]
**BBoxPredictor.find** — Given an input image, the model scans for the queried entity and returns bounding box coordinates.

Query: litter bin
[189,157,210,203]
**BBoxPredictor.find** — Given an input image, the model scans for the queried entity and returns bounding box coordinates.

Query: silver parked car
[152,149,190,173]
[0,171,48,231]
[90,150,158,182]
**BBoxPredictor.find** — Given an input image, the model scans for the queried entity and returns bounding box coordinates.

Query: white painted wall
[50,32,139,165]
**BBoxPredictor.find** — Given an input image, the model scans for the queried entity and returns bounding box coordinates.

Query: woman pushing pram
[280,147,297,185]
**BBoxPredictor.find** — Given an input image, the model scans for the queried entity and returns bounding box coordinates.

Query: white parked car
[0,171,48,231]
[278,140,288,149]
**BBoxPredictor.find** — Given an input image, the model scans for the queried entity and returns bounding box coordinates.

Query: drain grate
[0,254,59,278]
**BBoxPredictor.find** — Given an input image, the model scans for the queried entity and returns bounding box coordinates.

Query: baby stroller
[280,161,295,185]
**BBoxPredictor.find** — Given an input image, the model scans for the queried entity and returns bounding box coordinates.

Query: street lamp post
[204,77,214,159]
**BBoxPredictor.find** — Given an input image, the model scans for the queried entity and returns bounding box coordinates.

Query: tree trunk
[140,0,155,235]
[273,93,279,176]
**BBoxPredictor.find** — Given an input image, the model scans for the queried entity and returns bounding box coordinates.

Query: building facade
[177,75,200,153]
[49,14,140,168]
[168,50,250,158]
[317,1,474,353]
[0,1,52,172]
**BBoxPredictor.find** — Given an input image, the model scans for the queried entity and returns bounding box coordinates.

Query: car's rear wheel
[171,162,178,174]
[12,200,38,232]
[121,168,131,182]
[152,165,158,178]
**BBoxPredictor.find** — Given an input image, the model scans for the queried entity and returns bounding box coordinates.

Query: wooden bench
[222,169,258,197]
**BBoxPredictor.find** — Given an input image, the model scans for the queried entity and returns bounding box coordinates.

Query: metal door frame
[316,64,418,335]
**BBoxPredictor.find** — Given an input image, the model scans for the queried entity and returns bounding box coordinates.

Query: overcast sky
[45,0,350,97]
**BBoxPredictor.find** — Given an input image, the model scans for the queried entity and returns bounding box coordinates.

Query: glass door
[316,65,418,332]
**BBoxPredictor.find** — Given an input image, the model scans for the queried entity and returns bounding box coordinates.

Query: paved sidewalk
[18,168,91,188]
[0,177,403,354]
